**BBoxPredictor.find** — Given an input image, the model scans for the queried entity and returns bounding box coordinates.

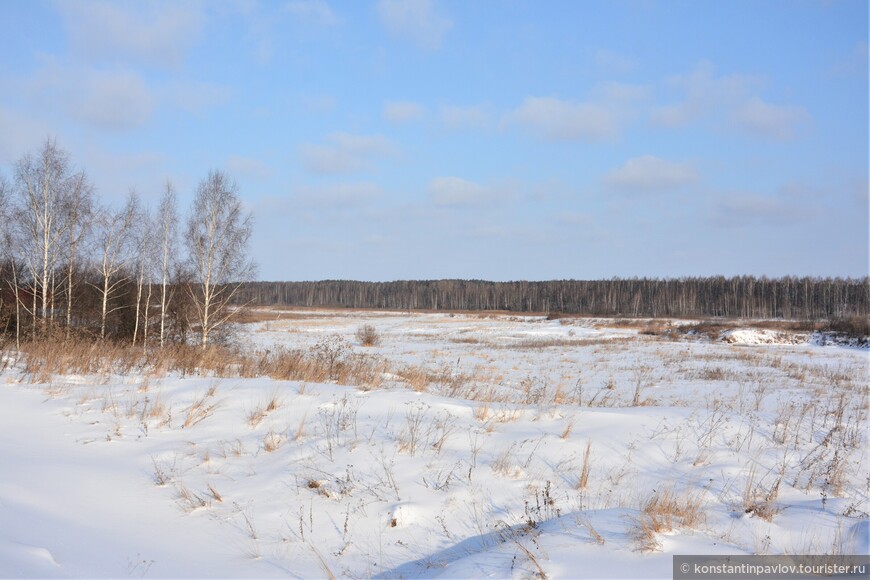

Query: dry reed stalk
[560,419,574,440]
[183,385,220,428]
[578,442,592,490]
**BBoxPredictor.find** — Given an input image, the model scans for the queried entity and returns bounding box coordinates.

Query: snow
[1,310,867,578]
[720,328,809,345]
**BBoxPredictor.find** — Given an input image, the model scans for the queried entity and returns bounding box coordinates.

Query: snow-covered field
[1,310,868,578]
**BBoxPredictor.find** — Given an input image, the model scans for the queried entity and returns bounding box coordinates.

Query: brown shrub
[355,324,381,347]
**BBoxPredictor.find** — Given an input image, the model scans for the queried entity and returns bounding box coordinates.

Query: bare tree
[185,170,254,349]
[157,182,178,348]
[92,192,139,340]
[0,174,8,259]
[13,139,74,336]
[131,204,153,346]
[1,175,25,347]
[0,176,10,333]
[61,171,94,339]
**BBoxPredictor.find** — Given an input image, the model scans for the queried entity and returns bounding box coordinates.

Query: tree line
[235,277,869,321]
[0,139,254,348]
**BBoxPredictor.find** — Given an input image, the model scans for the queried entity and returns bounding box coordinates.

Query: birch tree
[131,204,153,346]
[14,139,73,336]
[61,171,94,338]
[0,176,10,337]
[0,176,30,348]
[93,192,138,340]
[157,182,178,348]
[185,170,254,349]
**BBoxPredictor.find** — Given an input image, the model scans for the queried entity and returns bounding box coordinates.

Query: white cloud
[293,182,384,207]
[299,132,396,175]
[327,133,394,155]
[383,100,425,123]
[591,82,650,103]
[651,61,760,128]
[301,94,338,114]
[285,0,337,25]
[651,61,810,141]
[829,41,868,77]
[259,182,385,224]
[0,107,56,164]
[428,177,497,207]
[603,155,698,192]
[76,145,169,204]
[556,211,593,226]
[439,104,489,129]
[376,0,452,51]
[169,82,233,114]
[731,97,809,141]
[505,97,618,141]
[299,145,363,174]
[227,155,272,180]
[712,195,808,227]
[27,64,156,131]
[650,102,699,128]
[594,49,635,74]
[21,56,233,130]
[850,179,869,207]
[76,71,156,130]
[56,0,204,68]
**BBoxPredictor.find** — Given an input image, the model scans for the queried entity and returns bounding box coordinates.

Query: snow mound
[720,328,808,345]
[0,540,60,575]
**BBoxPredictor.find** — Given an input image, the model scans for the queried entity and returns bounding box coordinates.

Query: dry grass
[577,442,592,490]
[141,392,170,426]
[247,408,266,428]
[505,337,583,350]
[630,511,661,552]
[183,384,220,429]
[207,483,223,503]
[492,444,520,477]
[450,336,483,345]
[577,515,605,545]
[228,307,316,324]
[493,521,548,578]
[247,390,283,428]
[177,482,209,512]
[395,364,486,398]
[631,485,705,551]
[263,430,283,453]
[151,457,172,486]
[292,411,308,441]
[310,544,337,580]
[644,486,705,531]
[552,382,569,405]
[6,337,392,391]
[477,403,521,426]
[473,402,491,422]
[742,465,782,521]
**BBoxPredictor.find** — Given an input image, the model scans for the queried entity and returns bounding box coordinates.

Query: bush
[355,324,381,347]
[825,316,870,338]
[311,334,351,379]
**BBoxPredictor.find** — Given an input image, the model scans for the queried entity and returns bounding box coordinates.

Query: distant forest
[235,277,869,320]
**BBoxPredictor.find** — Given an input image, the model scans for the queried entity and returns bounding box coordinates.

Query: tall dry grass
[3,338,391,391]
[630,485,706,551]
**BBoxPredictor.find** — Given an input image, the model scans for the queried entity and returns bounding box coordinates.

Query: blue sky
[1,0,867,281]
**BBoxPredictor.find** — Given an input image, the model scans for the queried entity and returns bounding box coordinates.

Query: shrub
[355,324,381,347]
[826,316,870,338]
[311,334,350,379]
